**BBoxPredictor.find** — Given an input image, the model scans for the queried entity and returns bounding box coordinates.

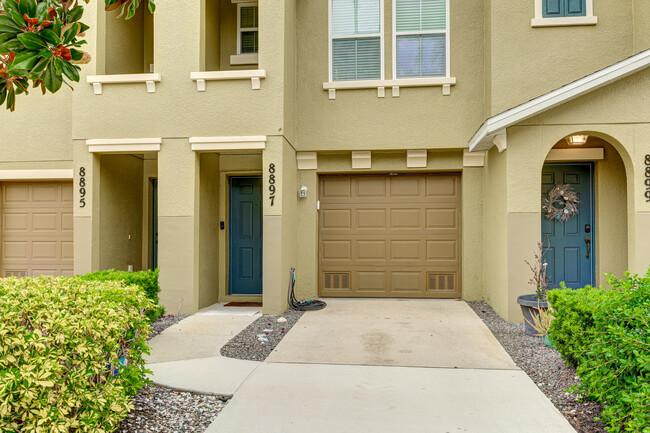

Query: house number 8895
[645,155,650,202]
[79,167,87,208]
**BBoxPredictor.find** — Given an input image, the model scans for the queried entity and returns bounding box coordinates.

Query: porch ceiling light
[566,135,589,146]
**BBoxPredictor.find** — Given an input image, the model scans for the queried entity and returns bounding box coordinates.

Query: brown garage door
[319,174,461,298]
[1,182,74,277]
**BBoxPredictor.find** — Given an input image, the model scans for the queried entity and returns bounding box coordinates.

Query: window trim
[328,0,385,82]
[532,0,597,27]
[237,2,259,55]
[392,0,451,80]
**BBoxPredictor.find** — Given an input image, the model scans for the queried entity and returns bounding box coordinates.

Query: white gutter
[468,49,650,152]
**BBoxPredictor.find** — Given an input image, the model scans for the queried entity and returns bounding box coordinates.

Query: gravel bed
[467,301,605,433]
[149,314,190,339]
[220,309,304,361]
[116,385,228,433]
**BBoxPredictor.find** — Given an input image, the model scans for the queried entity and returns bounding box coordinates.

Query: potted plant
[524,305,554,346]
[517,237,552,336]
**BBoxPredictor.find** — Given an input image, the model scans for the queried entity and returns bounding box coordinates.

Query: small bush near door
[80,268,164,322]
[548,272,650,433]
[0,276,153,432]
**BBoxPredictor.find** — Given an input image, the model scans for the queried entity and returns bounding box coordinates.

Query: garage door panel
[1,182,74,277]
[320,174,461,299]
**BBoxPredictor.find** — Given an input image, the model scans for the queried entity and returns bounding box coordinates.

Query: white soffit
[468,49,650,152]
[190,136,267,152]
[351,151,372,169]
[297,152,318,170]
[87,138,162,153]
[0,169,74,180]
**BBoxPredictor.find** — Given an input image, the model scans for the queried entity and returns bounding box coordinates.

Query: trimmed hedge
[80,269,164,322]
[548,272,650,433]
[0,276,152,432]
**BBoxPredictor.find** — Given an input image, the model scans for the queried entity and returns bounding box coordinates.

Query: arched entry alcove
[542,133,630,287]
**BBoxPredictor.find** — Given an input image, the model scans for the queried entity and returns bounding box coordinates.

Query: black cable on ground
[287,267,327,311]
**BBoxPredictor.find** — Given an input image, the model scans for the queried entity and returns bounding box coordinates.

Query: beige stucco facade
[0,0,649,321]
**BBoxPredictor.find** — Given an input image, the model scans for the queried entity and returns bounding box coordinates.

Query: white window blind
[331,0,382,81]
[395,0,447,78]
[238,3,259,54]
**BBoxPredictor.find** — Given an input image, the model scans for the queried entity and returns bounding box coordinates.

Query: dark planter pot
[517,294,549,336]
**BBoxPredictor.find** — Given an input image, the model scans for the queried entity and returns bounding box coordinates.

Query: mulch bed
[467,301,606,433]
[220,309,304,361]
[116,385,228,433]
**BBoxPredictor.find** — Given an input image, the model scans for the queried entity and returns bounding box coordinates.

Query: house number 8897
[269,163,276,206]
[645,155,650,202]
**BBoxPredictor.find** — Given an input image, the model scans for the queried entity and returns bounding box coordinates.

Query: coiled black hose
[287,267,327,311]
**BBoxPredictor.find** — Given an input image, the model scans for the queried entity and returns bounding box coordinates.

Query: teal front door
[542,164,595,289]
[229,176,263,295]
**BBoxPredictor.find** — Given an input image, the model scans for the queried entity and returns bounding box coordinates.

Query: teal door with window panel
[229,176,263,295]
[543,0,586,17]
[541,164,595,290]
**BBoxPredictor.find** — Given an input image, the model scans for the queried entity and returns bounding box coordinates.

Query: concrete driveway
[148,300,576,433]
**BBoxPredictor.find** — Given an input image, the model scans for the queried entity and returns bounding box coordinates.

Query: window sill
[531,16,597,27]
[230,53,259,66]
[190,69,266,92]
[322,77,456,99]
[86,73,161,95]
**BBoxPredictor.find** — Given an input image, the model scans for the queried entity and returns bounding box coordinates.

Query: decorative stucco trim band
[87,73,161,95]
[406,150,428,168]
[324,77,456,99]
[297,152,318,170]
[463,150,486,167]
[469,48,650,152]
[545,148,604,162]
[351,151,372,169]
[87,138,162,153]
[190,70,266,92]
[190,136,267,152]
[0,169,74,180]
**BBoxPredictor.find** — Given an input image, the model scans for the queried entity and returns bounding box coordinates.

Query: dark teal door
[229,176,263,295]
[542,164,595,289]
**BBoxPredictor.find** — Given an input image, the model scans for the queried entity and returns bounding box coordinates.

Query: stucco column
[262,137,297,315]
[633,124,650,274]
[157,140,199,314]
[73,140,98,275]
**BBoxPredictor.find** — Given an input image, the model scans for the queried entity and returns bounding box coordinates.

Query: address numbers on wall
[645,155,650,203]
[79,167,87,208]
[268,163,276,206]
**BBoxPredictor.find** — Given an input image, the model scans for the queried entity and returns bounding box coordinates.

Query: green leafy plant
[80,268,164,322]
[0,0,155,111]
[548,271,650,433]
[0,276,153,432]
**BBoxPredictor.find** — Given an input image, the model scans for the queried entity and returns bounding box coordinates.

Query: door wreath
[542,184,579,222]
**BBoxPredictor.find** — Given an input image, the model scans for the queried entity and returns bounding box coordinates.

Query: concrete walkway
[147,300,576,433]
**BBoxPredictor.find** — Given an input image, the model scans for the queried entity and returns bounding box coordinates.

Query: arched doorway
[542,134,629,288]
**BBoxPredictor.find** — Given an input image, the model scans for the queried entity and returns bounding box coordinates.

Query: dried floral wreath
[542,184,579,222]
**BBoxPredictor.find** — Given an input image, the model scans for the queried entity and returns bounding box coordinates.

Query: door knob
[585,236,591,259]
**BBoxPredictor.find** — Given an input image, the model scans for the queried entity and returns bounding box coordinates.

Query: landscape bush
[80,268,164,322]
[548,271,650,433]
[0,276,152,432]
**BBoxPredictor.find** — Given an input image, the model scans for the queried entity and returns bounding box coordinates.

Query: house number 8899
[645,155,650,202]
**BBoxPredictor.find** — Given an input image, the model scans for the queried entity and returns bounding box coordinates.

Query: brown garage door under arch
[319,174,461,298]
[1,182,74,277]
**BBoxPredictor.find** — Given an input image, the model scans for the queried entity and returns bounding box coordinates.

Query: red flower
[53,45,72,61]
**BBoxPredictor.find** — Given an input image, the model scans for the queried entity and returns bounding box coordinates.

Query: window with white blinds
[238,3,259,54]
[330,0,383,81]
[394,0,448,78]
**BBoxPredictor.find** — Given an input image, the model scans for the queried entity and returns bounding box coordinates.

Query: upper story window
[330,0,383,81]
[532,0,597,27]
[238,3,259,55]
[543,0,586,17]
[394,0,448,78]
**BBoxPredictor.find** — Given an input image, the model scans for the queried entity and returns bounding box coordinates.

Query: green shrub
[80,269,164,322]
[0,276,153,432]
[548,272,650,433]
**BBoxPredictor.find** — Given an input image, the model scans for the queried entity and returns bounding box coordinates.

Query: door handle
[585,236,591,259]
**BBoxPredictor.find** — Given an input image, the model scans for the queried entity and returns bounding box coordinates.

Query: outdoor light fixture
[566,135,589,146]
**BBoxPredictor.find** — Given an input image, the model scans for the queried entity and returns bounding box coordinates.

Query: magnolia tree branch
[0,0,155,111]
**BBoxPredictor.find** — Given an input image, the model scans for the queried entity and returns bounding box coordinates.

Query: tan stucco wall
[634,0,650,52]
[103,6,151,75]
[295,0,485,151]
[486,0,636,115]
[198,153,220,308]
[98,154,143,271]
